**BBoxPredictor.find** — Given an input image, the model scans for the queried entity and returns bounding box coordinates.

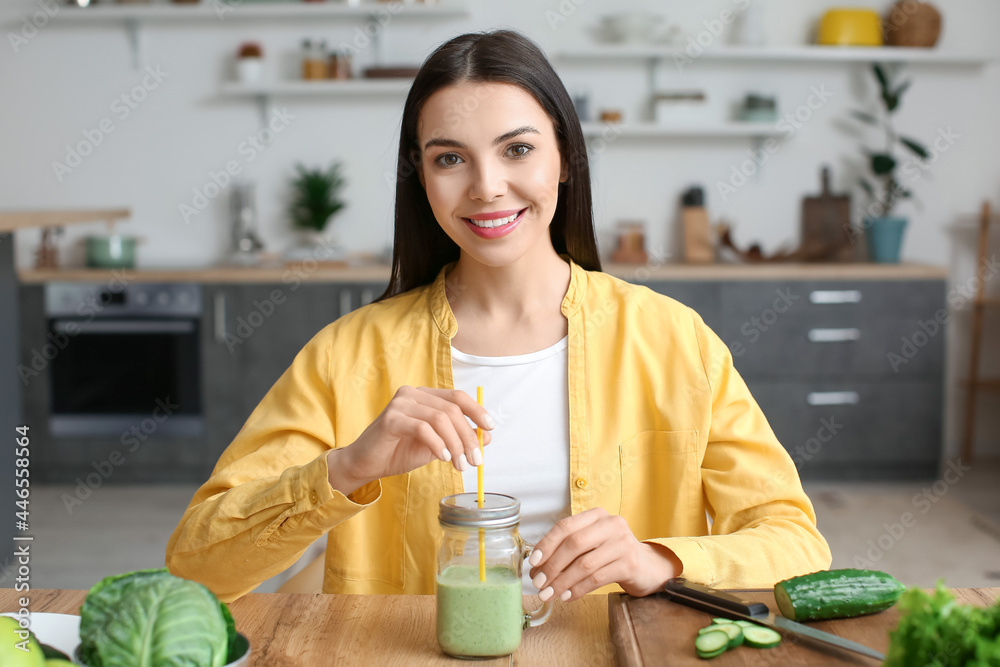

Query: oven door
[48,318,203,438]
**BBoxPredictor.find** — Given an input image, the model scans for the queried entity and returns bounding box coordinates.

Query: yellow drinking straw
[476,386,485,582]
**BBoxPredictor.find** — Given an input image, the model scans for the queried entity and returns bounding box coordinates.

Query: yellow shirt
[166,257,831,602]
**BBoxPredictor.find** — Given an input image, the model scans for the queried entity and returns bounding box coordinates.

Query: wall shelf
[55,1,468,69]
[55,2,469,23]
[221,79,413,97]
[580,121,783,140]
[221,79,412,124]
[556,45,995,66]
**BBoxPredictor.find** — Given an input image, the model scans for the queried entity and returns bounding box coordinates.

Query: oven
[44,283,203,437]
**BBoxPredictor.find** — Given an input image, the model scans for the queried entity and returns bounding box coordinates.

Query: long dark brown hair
[374,29,601,302]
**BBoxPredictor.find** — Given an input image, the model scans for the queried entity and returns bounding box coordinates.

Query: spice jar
[302,39,327,81]
[328,50,352,80]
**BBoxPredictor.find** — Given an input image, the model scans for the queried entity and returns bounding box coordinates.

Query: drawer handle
[810,290,862,304]
[214,291,227,344]
[807,391,860,406]
[339,290,352,317]
[808,328,860,342]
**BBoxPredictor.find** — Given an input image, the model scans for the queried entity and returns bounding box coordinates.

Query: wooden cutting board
[801,167,853,261]
[608,589,993,666]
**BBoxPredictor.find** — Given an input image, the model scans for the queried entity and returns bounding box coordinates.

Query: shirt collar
[429,254,587,338]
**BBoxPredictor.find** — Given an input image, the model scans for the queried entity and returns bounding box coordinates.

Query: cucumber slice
[696,645,728,660]
[698,625,722,635]
[711,617,735,625]
[694,630,729,655]
[715,623,744,648]
[733,620,756,628]
[743,625,782,649]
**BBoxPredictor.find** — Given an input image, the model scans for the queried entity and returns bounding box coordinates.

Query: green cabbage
[79,569,229,667]
[884,581,1000,666]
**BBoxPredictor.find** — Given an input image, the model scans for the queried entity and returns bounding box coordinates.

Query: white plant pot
[236,58,263,85]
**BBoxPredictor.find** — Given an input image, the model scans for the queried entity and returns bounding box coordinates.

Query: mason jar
[436,493,554,659]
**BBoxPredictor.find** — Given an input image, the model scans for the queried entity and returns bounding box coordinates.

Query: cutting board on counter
[801,167,854,261]
[608,591,893,666]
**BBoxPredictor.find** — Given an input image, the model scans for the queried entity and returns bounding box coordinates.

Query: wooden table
[3,588,997,666]
[0,589,613,666]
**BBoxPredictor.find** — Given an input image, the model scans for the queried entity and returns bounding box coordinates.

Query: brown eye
[507,144,533,158]
[434,153,462,167]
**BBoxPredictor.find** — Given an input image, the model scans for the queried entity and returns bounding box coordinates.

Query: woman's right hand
[327,386,495,495]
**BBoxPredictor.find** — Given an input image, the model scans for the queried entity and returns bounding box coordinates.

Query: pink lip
[465,208,524,221]
[463,208,527,239]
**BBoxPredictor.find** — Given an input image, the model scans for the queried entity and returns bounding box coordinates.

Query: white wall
[2,0,999,457]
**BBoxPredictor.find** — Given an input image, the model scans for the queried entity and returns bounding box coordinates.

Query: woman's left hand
[527,507,682,602]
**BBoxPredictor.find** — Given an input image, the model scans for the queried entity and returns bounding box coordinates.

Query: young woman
[166,30,831,604]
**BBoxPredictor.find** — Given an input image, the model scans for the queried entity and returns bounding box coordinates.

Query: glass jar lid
[438,493,520,529]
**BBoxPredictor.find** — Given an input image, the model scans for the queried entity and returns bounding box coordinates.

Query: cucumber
[743,625,782,649]
[696,645,727,660]
[717,623,744,649]
[698,623,743,648]
[711,617,734,625]
[773,569,905,622]
[695,630,729,658]
[733,620,755,628]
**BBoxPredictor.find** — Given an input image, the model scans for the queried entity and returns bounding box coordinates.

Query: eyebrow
[423,125,541,151]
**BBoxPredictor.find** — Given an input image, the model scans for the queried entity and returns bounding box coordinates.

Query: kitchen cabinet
[644,278,946,480]
[200,281,387,465]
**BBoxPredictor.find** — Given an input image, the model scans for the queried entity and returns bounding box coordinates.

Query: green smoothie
[436,565,523,658]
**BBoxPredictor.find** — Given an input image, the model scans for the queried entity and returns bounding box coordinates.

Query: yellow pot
[817,9,884,46]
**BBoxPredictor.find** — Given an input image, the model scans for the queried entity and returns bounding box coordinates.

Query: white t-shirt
[452,336,572,593]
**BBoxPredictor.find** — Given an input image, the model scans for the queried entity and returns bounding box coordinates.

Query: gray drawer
[745,378,942,480]
[718,281,945,377]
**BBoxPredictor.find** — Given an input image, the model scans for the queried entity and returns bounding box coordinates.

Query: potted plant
[286,161,347,261]
[849,63,930,262]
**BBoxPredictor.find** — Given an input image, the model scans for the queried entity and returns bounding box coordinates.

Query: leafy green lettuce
[78,568,229,667]
[884,581,1000,666]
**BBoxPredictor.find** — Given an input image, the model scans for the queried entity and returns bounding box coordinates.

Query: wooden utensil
[801,167,854,262]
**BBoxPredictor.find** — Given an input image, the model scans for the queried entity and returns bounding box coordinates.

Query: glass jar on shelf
[302,39,328,81]
[328,50,353,80]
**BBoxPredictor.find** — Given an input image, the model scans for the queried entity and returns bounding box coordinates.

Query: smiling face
[416,82,567,268]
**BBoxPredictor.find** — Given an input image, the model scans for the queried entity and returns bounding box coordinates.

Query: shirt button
[574,477,588,490]
[310,491,319,504]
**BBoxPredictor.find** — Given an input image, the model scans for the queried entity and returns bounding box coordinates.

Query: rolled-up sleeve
[165,325,381,602]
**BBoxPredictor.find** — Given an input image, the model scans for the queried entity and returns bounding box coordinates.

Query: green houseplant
[286,161,347,262]
[850,64,930,263]
[288,161,346,233]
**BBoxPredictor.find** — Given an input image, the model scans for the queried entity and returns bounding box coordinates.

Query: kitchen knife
[662,577,884,661]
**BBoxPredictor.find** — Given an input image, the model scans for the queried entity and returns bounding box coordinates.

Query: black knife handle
[663,578,769,617]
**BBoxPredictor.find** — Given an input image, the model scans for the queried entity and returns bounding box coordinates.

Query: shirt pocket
[619,430,701,540]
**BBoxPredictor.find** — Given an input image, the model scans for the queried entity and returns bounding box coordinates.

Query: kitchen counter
[18,261,947,284]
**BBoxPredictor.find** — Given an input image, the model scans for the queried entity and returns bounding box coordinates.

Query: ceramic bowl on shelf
[817,9,884,46]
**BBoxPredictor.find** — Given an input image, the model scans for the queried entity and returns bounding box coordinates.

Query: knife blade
[662,577,885,661]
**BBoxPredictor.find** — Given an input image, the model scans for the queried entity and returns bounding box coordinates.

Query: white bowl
[0,612,250,666]
[1,612,80,658]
